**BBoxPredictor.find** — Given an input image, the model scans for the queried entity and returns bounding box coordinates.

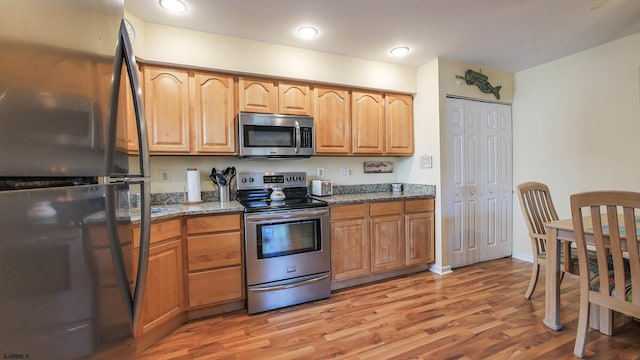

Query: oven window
[244,125,295,147]
[257,219,320,259]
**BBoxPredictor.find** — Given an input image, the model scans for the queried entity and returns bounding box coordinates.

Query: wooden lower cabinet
[330,198,435,289]
[330,203,369,281]
[185,213,244,315]
[405,198,435,265]
[134,238,185,337]
[370,201,405,272]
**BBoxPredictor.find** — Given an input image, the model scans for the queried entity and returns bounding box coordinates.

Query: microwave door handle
[295,120,301,154]
[120,19,150,178]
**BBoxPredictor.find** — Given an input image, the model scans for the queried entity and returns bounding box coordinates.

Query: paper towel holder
[184,168,204,205]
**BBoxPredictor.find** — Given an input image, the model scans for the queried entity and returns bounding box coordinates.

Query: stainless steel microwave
[238,112,315,158]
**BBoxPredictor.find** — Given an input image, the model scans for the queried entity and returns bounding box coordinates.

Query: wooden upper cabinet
[239,77,277,113]
[192,72,236,154]
[385,94,414,155]
[144,66,190,153]
[352,91,384,154]
[278,82,312,115]
[314,86,351,154]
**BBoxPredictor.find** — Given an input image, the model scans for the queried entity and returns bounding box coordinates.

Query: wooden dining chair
[571,191,640,358]
[517,182,578,299]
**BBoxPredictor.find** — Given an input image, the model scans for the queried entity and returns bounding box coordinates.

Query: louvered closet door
[445,98,512,268]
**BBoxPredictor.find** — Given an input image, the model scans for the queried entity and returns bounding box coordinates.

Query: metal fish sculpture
[456,69,502,100]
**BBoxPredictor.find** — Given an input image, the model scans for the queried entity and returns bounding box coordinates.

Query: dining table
[543,215,640,331]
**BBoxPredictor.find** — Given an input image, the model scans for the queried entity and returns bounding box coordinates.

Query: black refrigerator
[0,1,151,359]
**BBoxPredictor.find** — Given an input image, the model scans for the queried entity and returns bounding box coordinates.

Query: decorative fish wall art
[455,69,502,100]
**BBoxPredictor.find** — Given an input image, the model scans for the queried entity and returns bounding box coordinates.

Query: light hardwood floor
[138,258,640,359]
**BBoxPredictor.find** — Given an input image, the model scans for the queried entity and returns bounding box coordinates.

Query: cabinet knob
[470,191,475,196]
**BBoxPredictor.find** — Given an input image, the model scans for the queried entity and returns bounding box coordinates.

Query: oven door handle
[245,209,328,222]
[248,273,330,293]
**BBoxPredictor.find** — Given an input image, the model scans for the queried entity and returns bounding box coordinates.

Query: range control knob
[241,178,247,183]
[249,177,254,183]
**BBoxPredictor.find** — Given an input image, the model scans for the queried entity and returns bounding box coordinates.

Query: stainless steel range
[237,172,330,314]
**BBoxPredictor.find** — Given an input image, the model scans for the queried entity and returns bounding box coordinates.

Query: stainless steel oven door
[244,207,330,286]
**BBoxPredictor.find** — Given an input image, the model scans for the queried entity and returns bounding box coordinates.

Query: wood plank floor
[138,258,640,359]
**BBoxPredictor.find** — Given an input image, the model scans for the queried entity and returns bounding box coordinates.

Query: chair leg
[524,262,540,299]
[573,291,591,358]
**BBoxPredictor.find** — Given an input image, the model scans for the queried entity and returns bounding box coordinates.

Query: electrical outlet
[340,166,346,176]
[317,167,324,177]
[158,169,170,182]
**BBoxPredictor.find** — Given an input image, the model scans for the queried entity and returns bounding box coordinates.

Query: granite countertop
[129,188,436,223]
[311,191,435,205]
[130,201,245,224]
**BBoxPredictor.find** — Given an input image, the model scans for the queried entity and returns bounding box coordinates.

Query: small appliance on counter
[311,180,333,196]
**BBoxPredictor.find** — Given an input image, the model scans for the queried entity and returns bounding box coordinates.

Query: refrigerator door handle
[131,179,151,332]
[104,180,150,333]
[106,19,150,179]
[120,19,150,178]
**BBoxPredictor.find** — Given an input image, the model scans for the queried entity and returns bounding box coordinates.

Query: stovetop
[236,172,327,212]
[239,197,327,212]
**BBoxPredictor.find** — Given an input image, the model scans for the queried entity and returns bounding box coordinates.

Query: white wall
[124,12,416,93]
[512,32,640,261]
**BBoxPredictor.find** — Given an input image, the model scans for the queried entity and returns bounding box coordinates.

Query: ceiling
[125,0,640,72]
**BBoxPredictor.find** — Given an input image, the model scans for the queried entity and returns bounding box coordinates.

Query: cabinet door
[330,218,369,280]
[187,232,242,272]
[405,212,435,265]
[278,81,312,115]
[385,94,414,155]
[187,267,243,308]
[352,91,384,154]
[238,77,277,113]
[144,66,190,153]
[192,72,236,154]
[370,214,405,272]
[314,86,351,154]
[133,238,185,337]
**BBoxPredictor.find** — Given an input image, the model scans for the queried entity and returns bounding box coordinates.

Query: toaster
[311,180,333,196]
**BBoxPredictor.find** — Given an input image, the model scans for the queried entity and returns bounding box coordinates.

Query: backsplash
[130,183,435,207]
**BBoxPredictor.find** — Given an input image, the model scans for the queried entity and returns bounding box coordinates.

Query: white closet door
[496,104,513,259]
[445,98,512,268]
[446,98,481,268]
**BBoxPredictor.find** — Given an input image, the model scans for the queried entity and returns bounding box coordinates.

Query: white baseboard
[429,263,453,275]
[512,251,533,263]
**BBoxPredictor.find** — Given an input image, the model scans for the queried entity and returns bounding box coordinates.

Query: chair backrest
[570,191,640,312]
[517,182,560,254]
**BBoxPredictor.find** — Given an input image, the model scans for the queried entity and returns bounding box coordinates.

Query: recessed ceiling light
[159,0,187,14]
[390,46,410,56]
[297,26,319,39]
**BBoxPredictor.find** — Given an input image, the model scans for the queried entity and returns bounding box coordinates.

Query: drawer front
[370,201,404,216]
[187,213,241,234]
[405,198,435,213]
[133,218,182,248]
[187,232,242,272]
[188,266,243,308]
[330,203,368,220]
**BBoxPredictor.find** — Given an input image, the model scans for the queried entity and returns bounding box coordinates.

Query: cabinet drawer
[188,266,243,308]
[133,218,182,249]
[187,232,242,272]
[405,198,435,213]
[187,213,241,234]
[330,203,368,220]
[370,201,404,216]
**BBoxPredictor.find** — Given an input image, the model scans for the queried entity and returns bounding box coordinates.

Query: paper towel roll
[186,168,201,202]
